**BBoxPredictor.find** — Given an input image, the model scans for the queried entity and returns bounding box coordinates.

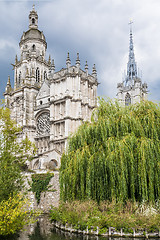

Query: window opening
[36,68,40,82]
[125,93,131,106]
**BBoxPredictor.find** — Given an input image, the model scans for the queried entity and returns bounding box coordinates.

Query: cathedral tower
[4,5,51,143]
[117,22,148,105]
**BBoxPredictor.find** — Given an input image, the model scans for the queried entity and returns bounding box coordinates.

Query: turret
[92,64,97,79]
[66,52,71,69]
[29,4,38,29]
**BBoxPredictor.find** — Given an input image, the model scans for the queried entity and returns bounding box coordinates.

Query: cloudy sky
[0,0,160,101]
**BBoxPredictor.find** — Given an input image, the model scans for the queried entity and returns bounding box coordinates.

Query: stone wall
[24,170,60,213]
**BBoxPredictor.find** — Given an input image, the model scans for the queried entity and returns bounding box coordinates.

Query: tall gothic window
[44,71,47,80]
[18,71,21,84]
[36,68,40,82]
[125,93,131,106]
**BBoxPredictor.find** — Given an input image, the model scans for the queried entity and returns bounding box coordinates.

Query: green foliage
[50,200,160,232]
[31,173,54,204]
[60,99,160,203]
[0,194,38,236]
[0,107,34,202]
[0,106,38,236]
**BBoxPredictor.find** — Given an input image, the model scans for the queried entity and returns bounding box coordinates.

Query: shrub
[0,194,37,236]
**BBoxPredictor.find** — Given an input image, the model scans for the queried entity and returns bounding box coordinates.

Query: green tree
[0,106,33,202]
[60,99,160,203]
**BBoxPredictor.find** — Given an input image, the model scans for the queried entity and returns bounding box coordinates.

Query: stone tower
[117,22,148,105]
[4,6,98,170]
[4,5,50,143]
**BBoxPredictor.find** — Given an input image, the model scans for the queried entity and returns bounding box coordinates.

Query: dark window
[32,44,35,51]
[18,71,21,84]
[44,71,47,80]
[40,101,42,105]
[36,68,40,82]
[32,18,35,24]
[125,93,131,106]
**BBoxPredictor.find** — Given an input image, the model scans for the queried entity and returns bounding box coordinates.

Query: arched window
[32,44,35,51]
[44,71,47,80]
[36,68,40,82]
[32,18,35,24]
[125,93,131,106]
[18,71,21,84]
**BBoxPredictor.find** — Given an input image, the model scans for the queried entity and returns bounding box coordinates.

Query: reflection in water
[18,218,103,240]
[17,216,160,240]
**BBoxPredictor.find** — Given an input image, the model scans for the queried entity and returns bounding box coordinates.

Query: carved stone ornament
[37,112,50,135]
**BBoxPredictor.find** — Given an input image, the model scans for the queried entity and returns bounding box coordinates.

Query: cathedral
[4,6,98,170]
[4,7,147,170]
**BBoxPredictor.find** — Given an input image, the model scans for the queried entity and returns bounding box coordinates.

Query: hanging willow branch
[60,99,160,203]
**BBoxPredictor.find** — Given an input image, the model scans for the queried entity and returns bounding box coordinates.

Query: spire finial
[92,64,97,79]
[66,52,71,68]
[48,55,51,65]
[85,61,88,75]
[7,75,11,85]
[51,59,55,71]
[32,4,35,10]
[76,53,80,66]
[49,59,55,79]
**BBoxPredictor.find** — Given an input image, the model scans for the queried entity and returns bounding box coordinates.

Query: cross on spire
[128,20,133,32]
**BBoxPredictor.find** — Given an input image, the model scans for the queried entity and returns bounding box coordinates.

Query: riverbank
[50,200,160,238]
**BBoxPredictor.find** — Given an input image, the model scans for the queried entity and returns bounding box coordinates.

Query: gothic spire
[125,21,138,86]
[85,61,88,75]
[76,53,80,66]
[66,52,71,68]
[92,64,97,79]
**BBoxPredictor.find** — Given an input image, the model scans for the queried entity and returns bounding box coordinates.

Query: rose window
[37,112,50,135]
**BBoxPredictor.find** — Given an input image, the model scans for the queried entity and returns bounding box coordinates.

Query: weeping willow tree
[60,99,160,203]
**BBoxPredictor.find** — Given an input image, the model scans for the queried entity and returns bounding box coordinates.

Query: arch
[48,159,58,170]
[36,110,50,136]
[32,18,35,24]
[125,93,131,106]
[35,109,50,120]
[36,67,40,82]
[33,159,41,170]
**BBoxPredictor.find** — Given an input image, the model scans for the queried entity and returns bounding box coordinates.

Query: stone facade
[4,6,98,170]
[117,23,148,105]
[24,171,60,212]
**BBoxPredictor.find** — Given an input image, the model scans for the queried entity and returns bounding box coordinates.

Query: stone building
[117,23,148,105]
[4,6,98,170]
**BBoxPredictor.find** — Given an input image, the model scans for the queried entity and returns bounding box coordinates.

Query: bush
[0,195,36,236]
